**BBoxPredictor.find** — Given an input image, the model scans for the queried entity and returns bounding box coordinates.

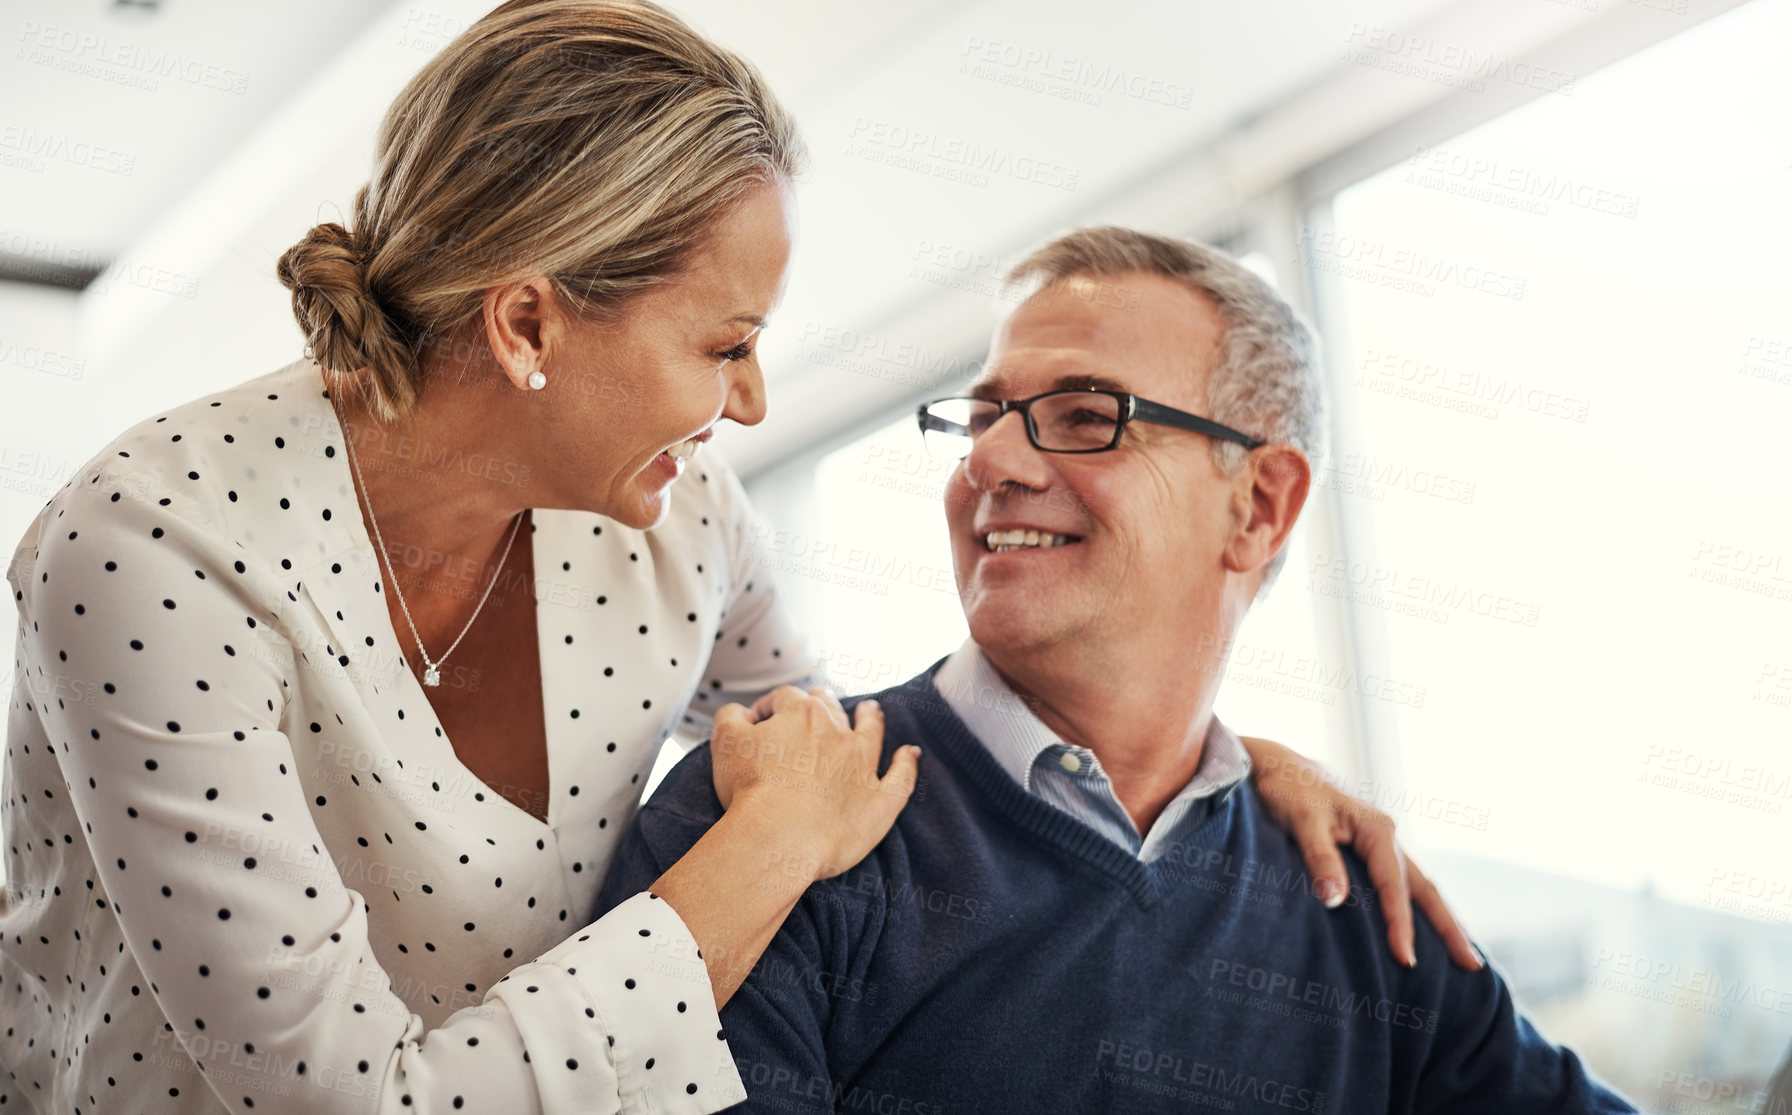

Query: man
[597,227,1634,1112]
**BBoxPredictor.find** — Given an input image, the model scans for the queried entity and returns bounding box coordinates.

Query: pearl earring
[527,371,547,390]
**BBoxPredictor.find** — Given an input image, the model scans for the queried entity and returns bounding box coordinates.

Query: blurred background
[4,0,1789,1107]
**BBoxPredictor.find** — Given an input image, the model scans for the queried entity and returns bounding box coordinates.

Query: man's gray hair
[1005,226,1328,592]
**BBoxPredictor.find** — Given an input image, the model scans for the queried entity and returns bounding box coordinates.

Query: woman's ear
[482,277,556,391]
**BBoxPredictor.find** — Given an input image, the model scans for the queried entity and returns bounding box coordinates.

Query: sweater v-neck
[872,662,1245,911]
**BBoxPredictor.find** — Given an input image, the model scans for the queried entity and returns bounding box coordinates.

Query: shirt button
[1058,751,1082,773]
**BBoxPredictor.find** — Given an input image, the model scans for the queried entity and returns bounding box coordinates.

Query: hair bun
[276,221,418,414]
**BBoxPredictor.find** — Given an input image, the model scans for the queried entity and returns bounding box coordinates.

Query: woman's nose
[722,359,767,427]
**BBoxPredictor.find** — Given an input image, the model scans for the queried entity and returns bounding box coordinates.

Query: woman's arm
[23,477,750,1114]
[673,459,825,744]
[645,459,924,1007]
[650,691,916,1007]
[1240,734,1481,971]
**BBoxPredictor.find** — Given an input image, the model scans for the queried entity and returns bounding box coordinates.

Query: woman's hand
[710,686,922,881]
[651,687,921,1008]
[1239,735,1481,972]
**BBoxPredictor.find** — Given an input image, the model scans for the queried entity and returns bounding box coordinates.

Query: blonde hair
[277,0,804,421]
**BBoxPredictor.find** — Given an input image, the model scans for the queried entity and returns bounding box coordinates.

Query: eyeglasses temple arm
[1130,396,1265,449]
[917,405,971,436]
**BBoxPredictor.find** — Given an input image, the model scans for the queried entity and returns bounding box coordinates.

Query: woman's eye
[718,342,754,363]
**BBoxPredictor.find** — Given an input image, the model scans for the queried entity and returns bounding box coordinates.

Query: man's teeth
[984,529,1076,552]
[664,438,704,461]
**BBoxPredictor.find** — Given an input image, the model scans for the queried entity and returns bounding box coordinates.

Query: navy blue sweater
[597,663,1634,1114]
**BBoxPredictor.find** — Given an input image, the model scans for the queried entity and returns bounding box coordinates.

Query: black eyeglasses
[916,388,1265,459]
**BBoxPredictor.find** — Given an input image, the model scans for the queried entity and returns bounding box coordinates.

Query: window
[746,4,1791,1106]
[810,414,973,690]
[1305,0,1792,1102]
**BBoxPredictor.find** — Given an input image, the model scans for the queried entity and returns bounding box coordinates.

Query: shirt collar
[932,637,1252,800]
[933,637,1060,791]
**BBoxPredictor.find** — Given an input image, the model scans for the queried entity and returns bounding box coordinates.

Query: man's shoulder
[1183,779,1471,981]
[638,667,956,844]
[1217,781,1381,911]
[638,741,724,829]
[840,664,958,750]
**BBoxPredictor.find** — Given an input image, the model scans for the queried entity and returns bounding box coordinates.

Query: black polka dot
[8,380,777,1096]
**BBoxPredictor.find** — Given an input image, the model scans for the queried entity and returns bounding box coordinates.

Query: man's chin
[964,596,1065,657]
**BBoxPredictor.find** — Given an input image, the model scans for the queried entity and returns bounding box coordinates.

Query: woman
[0,2,1472,1112]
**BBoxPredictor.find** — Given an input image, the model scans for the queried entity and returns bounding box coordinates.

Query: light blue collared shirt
[931,638,1252,863]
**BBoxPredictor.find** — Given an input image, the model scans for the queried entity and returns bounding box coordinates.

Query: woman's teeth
[664,438,704,461]
[984,529,1076,552]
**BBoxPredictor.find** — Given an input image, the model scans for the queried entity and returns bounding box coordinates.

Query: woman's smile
[652,426,714,480]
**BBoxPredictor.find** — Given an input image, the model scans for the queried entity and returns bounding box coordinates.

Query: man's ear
[1222,445,1311,576]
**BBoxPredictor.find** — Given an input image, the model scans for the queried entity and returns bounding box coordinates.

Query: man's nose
[963,408,1050,492]
[722,360,767,427]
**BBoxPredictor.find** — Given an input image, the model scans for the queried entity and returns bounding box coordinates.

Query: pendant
[423,664,440,687]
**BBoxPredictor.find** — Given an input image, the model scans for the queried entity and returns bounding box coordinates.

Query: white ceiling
[1,0,393,275]
[1,0,1738,484]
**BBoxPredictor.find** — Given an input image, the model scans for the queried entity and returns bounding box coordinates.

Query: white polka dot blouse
[2,357,818,1114]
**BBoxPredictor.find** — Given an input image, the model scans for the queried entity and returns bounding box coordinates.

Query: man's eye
[718,342,754,363]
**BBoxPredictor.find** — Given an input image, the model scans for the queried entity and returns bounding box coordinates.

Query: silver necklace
[336,408,523,687]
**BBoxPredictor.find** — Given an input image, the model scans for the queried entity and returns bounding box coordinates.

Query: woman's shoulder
[7,358,337,594]
[82,357,327,488]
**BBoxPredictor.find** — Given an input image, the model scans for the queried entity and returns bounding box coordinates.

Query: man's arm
[598,745,843,1113]
[712,914,843,1115]
[1408,922,1636,1113]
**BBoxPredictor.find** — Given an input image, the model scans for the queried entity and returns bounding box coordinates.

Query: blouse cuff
[520,889,746,1114]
